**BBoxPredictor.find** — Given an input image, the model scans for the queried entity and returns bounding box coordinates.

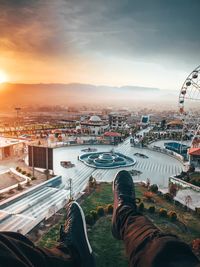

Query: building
[140,115,150,126]
[109,113,127,129]
[104,131,122,145]
[0,137,25,160]
[28,145,53,170]
[166,120,183,131]
[188,147,200,168]
[80,115,109,135]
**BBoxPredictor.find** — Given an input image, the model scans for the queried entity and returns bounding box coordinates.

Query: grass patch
[37,210,67,249]
[38,182,200,265]
[81,183,113,214]
[88,216,128,267]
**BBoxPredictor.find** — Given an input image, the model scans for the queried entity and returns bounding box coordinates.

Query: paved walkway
[54,137,184,192]
[0,136,185,234]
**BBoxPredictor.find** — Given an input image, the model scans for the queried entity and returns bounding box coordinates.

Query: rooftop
[104,131,121,137]
[188,147,200,156]
[0,137,24,148]
[89,115,102,122]
[167,120,183,126]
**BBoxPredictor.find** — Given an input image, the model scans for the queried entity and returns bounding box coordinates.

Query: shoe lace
[118,183,140,204]
[118,182,133,196]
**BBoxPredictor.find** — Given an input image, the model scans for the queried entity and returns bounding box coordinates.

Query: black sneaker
[60,201,95,267]
[112,170,139,239]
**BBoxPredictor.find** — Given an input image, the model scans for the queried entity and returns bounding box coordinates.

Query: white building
[0,137,25,160]
[80,115,109,135]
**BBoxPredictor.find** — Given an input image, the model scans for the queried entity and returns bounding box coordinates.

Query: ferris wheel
[179,65,200,148]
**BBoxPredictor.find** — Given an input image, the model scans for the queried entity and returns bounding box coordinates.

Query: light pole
[15,107,21,138]
[46,147,49,180]
[31,145,35,178]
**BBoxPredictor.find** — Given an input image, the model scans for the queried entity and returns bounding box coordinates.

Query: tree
[90,210,98,221]
[146,178,150,189]
[17,183,23,191]
[188,164,195,173]
[26,180,31,187]
[148,206,155,213]
[150,184,158,193]
[85,214,95,225]
[159,208,167,217]
[138,202,144,211]
[88,176,97,190]
[96,206,105,217]
[164,193,173,202]
[106,204,113,214]
[44,169,50,180]
[169,183,178,197]
[168,211,177,221]
[192,239,200,255]
[185,195,192,209]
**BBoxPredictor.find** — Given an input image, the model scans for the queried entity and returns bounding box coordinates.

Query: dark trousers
[0,208,199,267]
[114,205,199,267]
[0,232,74,267]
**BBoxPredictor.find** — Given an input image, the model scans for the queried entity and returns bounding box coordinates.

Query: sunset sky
[0,0,200,90]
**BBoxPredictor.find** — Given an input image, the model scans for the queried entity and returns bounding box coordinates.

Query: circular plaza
[79,151,136,169]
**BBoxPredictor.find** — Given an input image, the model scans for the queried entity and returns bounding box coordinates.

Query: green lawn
[81,183,113,214]
[37,182,200,265]
[88,216,128,267]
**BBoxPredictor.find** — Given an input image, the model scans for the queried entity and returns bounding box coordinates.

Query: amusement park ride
[179,65,200,152]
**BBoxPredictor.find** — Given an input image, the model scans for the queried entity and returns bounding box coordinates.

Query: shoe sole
[70,201,93,254]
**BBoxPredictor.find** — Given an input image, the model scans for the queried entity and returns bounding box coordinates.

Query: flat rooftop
[0,137,24,148]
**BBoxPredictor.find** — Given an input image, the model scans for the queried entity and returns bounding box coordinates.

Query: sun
[0,70,8,83]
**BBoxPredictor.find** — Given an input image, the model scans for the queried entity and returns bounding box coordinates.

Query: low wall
[169,176,200,192]
[147,146,184,163]
[0,169,31,195]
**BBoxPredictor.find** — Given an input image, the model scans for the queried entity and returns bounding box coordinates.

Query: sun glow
[0,70,8,83]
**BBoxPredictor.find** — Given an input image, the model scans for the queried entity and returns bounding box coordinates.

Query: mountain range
[0,83,177,109]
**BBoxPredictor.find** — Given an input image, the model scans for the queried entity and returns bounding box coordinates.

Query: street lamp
[15,107,21,138]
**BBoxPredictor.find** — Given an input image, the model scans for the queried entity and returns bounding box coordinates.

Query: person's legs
[112,170,199,267]
[0,231,74,267]
[0,201,95,267]
[60,201,95,267]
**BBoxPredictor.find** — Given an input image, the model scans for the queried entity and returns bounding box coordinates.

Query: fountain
[79,151,136,169]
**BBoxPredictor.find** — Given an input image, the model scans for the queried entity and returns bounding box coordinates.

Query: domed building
[81,115,109,135]
[89,115,102,123]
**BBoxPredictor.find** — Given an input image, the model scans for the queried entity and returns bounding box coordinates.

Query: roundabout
[79,151,136,169]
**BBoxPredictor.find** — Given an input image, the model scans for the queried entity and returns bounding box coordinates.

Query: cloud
[0,0,72,58]
[0,0,199,86]
[1,0,200,64]
[60,0,200,65]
